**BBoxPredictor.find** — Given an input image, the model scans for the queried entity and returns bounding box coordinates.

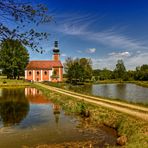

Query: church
[25,41,63,82]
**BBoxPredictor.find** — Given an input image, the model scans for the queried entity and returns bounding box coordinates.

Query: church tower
[53,41,60,61]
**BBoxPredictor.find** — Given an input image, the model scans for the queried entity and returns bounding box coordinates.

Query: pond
[68,83,148,104]
[0,87,117,148]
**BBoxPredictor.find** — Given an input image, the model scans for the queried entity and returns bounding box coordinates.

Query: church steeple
[53,41,60,61]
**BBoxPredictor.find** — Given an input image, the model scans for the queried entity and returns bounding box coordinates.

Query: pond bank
[43,81,148,106]
[0,79,30,87]
[91,80,148,88]
[34,83,148,148]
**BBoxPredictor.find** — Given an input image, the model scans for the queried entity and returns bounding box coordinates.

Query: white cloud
[77,50,82,53]
[109,51,131,58]
[92,52,148,70]
[86,48,96,53]
[61,53,67,57]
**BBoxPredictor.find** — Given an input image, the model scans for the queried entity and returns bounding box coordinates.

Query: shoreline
[34,83,148,148]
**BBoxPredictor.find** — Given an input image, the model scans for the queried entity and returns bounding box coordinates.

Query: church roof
[26,60,63,70]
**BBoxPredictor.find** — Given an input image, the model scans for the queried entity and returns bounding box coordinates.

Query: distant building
[25,41,63,82]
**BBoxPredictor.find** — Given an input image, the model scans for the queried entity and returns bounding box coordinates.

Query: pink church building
[25,41,63,82]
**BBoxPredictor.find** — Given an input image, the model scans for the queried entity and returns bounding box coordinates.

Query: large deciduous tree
[134,64,148,81]
[64,57,92,84]
[0,0,52,52]
[114,60,126,80]
[0,39,29,79]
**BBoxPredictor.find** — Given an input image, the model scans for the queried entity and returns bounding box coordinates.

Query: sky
[27,0,148,70]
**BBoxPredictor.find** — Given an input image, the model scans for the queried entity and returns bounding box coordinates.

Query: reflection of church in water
[25,87,61,124]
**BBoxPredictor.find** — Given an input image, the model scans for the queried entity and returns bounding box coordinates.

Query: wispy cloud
[108,51,131,58]
[53,13,148,69]
[77,50,82,53]
[56,15,148,51]
[86,48,96,53]
[61,53,67,57]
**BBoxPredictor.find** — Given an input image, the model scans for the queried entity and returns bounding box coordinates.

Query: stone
[117,135,127,146]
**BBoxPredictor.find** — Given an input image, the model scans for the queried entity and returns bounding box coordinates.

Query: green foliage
[134,65,148,81]
[114,60,126,80]
[0,39,29,79]
[99,68,113,80]
[93,59,148,81]
[64,57,93,84]
[0,1,51,52]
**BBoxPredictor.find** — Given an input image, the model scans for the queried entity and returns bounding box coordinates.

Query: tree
[134,64,148,81]
[114,60,126,80]
[99,68,113,80]
[64,57,93,84]
[79,58,93,80]
[0,39,29,79]
[0,0,52,52]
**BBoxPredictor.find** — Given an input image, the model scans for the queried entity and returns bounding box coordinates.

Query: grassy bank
[42,81,148,107]
[131,81,148,88]
[92,80,148,88]
[0,76,30,87]
[34,84,148,148]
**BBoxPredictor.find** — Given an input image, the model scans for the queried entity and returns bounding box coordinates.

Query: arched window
[44,71,47,75]
[29,71,32,75]
[37,71,40,75]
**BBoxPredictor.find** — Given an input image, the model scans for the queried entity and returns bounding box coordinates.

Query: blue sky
[28,0,148,70]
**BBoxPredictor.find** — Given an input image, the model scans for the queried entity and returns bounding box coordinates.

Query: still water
[0,87,116,148]
[68,83,148,104]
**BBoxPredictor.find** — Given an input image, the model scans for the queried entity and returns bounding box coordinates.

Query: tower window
[44,71,47,75]
[37,71,40,75]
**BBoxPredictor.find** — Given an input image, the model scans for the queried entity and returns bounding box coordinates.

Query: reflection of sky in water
[19,104,52,128]
[92,84,148,104]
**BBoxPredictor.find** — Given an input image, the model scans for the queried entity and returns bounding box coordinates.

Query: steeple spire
[53,41,60,61]
[53,41,60,53]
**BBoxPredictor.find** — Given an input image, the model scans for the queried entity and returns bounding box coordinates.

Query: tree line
[64,58,148,83]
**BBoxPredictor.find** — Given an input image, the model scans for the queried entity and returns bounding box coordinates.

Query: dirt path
[36,83,148,121]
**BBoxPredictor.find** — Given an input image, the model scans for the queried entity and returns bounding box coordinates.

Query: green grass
[131,81,148,88]
[42,81,148,107]
[0,75,30,87]
[34,84,148,148]
[94,80,148,88]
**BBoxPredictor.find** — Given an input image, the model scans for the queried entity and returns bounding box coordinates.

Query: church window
[44,71,47,75]
[37,71,40,75]
[29,71,32,75]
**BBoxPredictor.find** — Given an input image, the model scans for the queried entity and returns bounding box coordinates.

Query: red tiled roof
[26,60,63,70]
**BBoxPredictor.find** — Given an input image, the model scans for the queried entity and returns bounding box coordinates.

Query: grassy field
[34,84,148,148]
[0,76,30,87]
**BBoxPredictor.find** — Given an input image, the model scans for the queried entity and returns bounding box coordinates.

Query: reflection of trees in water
[0,88,29,126]
[115,84,126,99]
